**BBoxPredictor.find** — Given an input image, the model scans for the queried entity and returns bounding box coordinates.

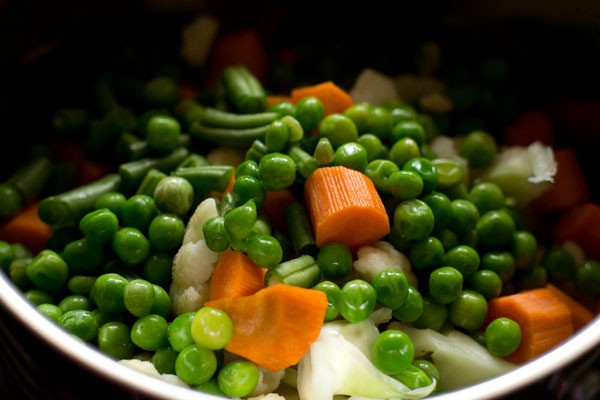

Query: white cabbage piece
[429,135,460,159]
[389,322,516,392]
[476,141,557,207]
[297,319,435,400]
[118,359,188,387]
[349,68,399,105]
[353,241,417,287]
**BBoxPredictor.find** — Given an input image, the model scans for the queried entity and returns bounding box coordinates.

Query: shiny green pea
[26,250,68,292]
[512,230,538,270]
[333,142,368,172]
[388,170,423,200]
[148,213,185,251]
[121,194,158,231]
[448,289,488,332]
[295,96,324,132]
[476,210,516,249]
[485,317,521,357]
[58,294,91,313]
[152,347,178,375]
[319,113,358,148]
[175,344,217,386]
[270,100,295,118]
[421,191,452,232]
[59,309,99,341]
[413,297,447,331]
[429,266,463,304]
[389,137,420,167]
[246,232,283,269]
[481,251,515,282]
[365,159,399,192]
[431,158,465,190]
[235,160,260,179]
[265,120,290,152]
[409,236,445,271]
[393,199,435,241]
[367,105,393,139]
[313,280,341,321]
[112,227,150,266]
[25,289,54,306]
[124,278,155,317]
[258,152,296,191]
[149,284,171,318]
[191,307,234,350]
[371,269,409,309]
[541,246,576,282]
[317,242,353,279]
[130,314,169,351]
[468,269,502,299]
[469,182,505,213]
[448,199,480,235]
[444,245,480,278]
[403,157,438,195]
[169,311,196,352]
[95,192,127,219]
[92,273,128,314]
[143,252,173,288]
[218,360,259,399]
[392,364,432,390]
[79,208,119,244]
[412,359,441,392]
[392,286,423,323]
[344,103,371,133]
[153,176,194,217]
[224,200,257,247]
[390,105,418,125]
[357,133,383,161]
[390,120,425,146]
[459,130,497,168]
[372,329,414,374]
[62,237,104,274]
[67,275,96,295]
[98,321,134,360]
[338,279,377,323]
[233,175,267,208]
[37,303,62,322]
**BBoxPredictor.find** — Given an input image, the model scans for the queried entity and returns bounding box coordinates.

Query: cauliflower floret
[353,241,417,286]
[172,240,218,289]
[119,359,188,387]
[249,367,286,398]
[182,197,219,245]
[248,395,287,400]
[169,281,209,316]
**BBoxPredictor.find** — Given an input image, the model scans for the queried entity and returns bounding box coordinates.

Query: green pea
[224,200,257,249]
[333,142,368,172]
[131,314,169,351]
[152,347,178,375]
[313,280,341,321]
[25,289,54,306]
[146,114,181,154]
[403,157,438,195]
[258,152,296,191]
[431,158,465,190]
[390,105,418,125]
[95,192,127,219]
[393,199,435,241]
[448,289,488,332]
[372,329,414,375]
[143,252,173,288]
[295,96,324,132]
[476,210,516,249]
[149,284,171,318]
[124,279,155,317]
[37,303,63,322]
[372,269,409,309]
[541,247,576,282]
[79,208,119,244]
[481,251,515,282]
[357,133,383,161]
[67,275,96,295]
[270,100,295,118]
[0,183,23,220]
[388,170,424,200]
[26,249,69,292]
[121,194,158,231]
[62,237,104,274]
[444,245,480,278]
[390,120,425,147]
[512,230,538,270]
[344,103,371,133]
[245,232,283,269]
[365,159,399,192]
[233,175,267,208]
[392,364,432,390]
[485,317,521,357]
[413,297,447,331]
[459,130,497,168]
[338,279,377,323]
[409,236,445,271]
[421,191,452,232]
[412,359,441,392]
[318,113,358,148]
[98,321,134,360]
[438,228,459,251]
[59,309,99,341]
[58,294,91,313]
[9,257,33,291]
[389,137,420,167]
[469,182,505,213]
[429,266,463,304]
[203,216,231,253]
[468,270,502,299]
[175,344,217,386]
[367,105,393,139]
[235,160,260,179]
[112,227,150,266]
[448,199,480,235]
[517,265,547,290]
[317,242,353,279]
[148,213,185,251]
[576,259,600,295]
[191,307,234,350]
[392,286,423,323]
[92,273,128,314]
[0,240,15,271]
[169,311,196,351]
[153,176,194,217]
[218,360,259,399]
[265,120,290,152]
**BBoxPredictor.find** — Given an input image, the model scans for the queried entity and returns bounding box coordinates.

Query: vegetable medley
[1,22,600,400]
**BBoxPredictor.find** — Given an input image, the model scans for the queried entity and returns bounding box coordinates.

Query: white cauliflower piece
[430,135,460,159]
[169,282,209,316]
[249,367,286,398]
[172,240,218,288]
[353,241,417,286]
[249,394,287,400]
[183,197,219,245]
[349,68,399,105]
[207,146,246,167]
[180,14,219,67]
[118,359,188,387]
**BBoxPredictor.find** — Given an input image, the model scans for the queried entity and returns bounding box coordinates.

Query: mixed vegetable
[1,21,600,400]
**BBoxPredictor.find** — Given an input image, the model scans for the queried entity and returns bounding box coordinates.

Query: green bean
[288,145,318,178]
[284,202,317,256]
[135,169,167,197]
[265,254,320,288]
[173,165,234,201]
[7,155,54,203]
[0,183,23,220]
[313,137,335,166]
[200,107,278,129]
[245,139,269,163]
[221,65,268,114]
[118,147,189,192]
[191,121,270,148]
[38,173,123,225]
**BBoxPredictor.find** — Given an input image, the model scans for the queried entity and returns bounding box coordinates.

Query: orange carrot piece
[304,166,390,251]
[209,29,267,84]
[546,284,594,331]
[267,95,292,107]
[291,81,354,116]
[205,284,328,371]
[209,250,267,301]
[484,287,573,364]
[553,202,600,260]
[536,147,589,213]
[0,202,51,254]
[261,189,297,232]
[503,110,555,147]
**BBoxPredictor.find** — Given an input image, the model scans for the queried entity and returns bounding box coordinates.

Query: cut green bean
[265,255,320,288]
[119,147,189,191]
[288,145,318,178]
[285,202,317,256]
[191,122,270,148]
[221,65,268,114]
[200,107,278,129]
[7,155,54,203]
[136,169,168,196]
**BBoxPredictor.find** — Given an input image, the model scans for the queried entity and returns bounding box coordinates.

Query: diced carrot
[209,250,267,301]
[261,189,297,232]
[0,202,51,254]
[536,147,590,213]
[484,287,573,364]
[205,284,328,371]
[553,202,600,260]
[291,81,354,116]
[209,29,267,84]
[545,283,594,331]
[267,95,292,107]
[304,166,390,251]
[503,110,555,147]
